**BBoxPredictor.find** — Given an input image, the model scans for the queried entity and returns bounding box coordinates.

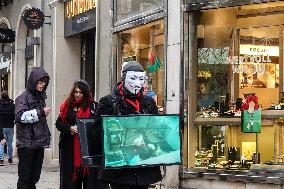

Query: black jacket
[56,101,98,189]
[93,82,162,185]
[0,127,3,140]
[0,98,15,128]
[15,67,51,148]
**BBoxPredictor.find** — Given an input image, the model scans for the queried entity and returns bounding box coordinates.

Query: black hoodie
[15,67,51,148]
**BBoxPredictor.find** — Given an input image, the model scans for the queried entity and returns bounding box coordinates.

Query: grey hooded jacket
[15,67,51,148]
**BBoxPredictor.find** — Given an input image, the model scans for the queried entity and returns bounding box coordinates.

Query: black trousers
[17,148,44,189]
[60,167,101,189]
[109,183,148,189]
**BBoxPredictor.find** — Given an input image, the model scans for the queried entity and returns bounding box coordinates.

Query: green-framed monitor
[102,114,181,168]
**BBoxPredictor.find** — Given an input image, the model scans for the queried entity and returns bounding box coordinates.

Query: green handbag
[241,109,261,133]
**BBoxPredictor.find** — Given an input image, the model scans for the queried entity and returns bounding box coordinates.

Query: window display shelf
[194,117,241,125]
[195,110,284,126]
[262,110,284,119]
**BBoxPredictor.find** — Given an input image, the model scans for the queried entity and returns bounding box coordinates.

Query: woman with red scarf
[56,80,98,189]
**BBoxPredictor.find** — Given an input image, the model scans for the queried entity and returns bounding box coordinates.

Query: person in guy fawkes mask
[15,67,51,189]
[93,61,162,189]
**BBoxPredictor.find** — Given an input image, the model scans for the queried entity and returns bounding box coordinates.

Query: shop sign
[0,28,15,43]
[230,45,278,74]
[0,52,12,75]
[65,0,96,18]
[239,44,278,56]
[64,8,96,37]
[22,8,45,30]
[198,46,278,74]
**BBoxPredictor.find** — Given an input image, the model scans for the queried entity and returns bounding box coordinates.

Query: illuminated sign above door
[64,0,96,18]
[64,0,96,37]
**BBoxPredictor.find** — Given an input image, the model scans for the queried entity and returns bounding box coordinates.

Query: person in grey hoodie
[15,67,51,189]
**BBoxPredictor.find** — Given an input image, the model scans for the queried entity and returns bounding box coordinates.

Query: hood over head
[27,67,50,96]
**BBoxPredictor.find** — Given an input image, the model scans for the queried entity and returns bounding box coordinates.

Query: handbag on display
[241,109,261,133]
[241,94,261,133]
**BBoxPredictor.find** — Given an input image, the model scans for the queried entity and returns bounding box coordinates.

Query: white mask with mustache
[124,71,145,95]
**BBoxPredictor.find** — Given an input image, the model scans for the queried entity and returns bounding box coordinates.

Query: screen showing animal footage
[102,114,181,168]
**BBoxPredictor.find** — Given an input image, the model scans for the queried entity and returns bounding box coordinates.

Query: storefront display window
[0,23,12,94]
[115,20,165,111]
[115,0,163,23]
[185,0,278,10]
[196,3,281,114]
[191,1,284,170]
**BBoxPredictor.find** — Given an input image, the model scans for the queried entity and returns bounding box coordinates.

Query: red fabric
[242,95,259,110]
[149,52,155,65]
[59,98,91,182]
[118,83,140,112]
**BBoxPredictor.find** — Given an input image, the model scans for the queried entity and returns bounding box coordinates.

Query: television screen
[102,114,181,168]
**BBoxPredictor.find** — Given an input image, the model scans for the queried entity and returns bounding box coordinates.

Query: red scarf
[59,98,90,182]
[118,83,140,112]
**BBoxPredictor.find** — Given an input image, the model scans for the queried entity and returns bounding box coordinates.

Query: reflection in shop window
[116,20,164,112]
[194,1,283,170]
[115,0,163,22]
[196,8,280,115]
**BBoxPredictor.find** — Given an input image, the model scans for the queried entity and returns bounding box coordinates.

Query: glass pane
[115,0,163,22]
[193,1,284,169]
[116,20,165,111]
[239,26,280,109]
[102,115,181,168]
[196,7,235,114]
[185,0,279,10]
[196,4,281,113]
[195,125,260,169]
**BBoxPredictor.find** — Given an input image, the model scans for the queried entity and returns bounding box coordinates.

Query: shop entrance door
[81,29,96,95]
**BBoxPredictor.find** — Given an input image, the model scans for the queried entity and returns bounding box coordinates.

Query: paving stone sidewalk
[0,159,59,189]
[0,159,177,189]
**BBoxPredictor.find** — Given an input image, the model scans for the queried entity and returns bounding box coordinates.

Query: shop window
[0,23,12,93]
[192,2,284,169]
[196,4,281,114]
[115,0,163,23]
[115,20,165,111]
[196,125,264,168]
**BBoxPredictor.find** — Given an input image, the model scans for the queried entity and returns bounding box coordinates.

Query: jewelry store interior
[185,1,284,171]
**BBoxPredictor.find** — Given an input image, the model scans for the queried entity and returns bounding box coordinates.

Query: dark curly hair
[67,79,92,111]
